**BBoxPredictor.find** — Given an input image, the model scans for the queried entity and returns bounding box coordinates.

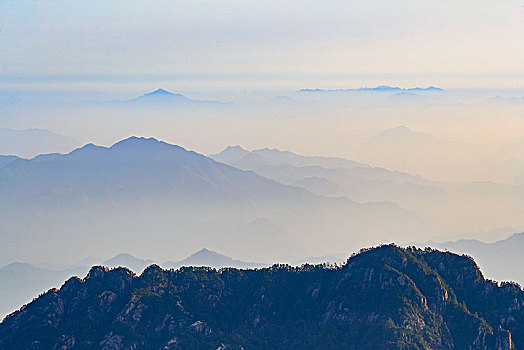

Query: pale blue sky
[1,0,523,89]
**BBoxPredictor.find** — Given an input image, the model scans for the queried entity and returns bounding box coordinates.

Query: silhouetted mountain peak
[224,145,246,152]
[211,145,250,164]
[388,125,412,133]
[106,252,138,260]
[85,266,110,280]
[188,248,226,260]
[71,142,104,153]
[164,248,267,270]
[149,88,175,95]
[85,265,135,282]
[375,125,434,140]
[141,264,163,278]
[110,136,169,149]
[126,89,230,107]
[142,88,184,98]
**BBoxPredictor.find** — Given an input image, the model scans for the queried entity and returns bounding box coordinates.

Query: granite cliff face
[0,245,521,349]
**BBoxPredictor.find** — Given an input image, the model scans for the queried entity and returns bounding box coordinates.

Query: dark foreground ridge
[1,245,522,349]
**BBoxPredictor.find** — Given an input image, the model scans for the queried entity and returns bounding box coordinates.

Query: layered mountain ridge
[0,136,428,267]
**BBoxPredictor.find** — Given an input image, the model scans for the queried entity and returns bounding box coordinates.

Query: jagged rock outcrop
[0,245,521,349]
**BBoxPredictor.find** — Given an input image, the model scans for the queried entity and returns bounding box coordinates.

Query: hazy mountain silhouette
[212,145,366,170]
[0,128,80,158]
[0,137,429,266]
[484,95,524,104]
[164,248,266,270]
[127,88,229,107]
[82,89,230,107]
[102,253,156,274]
[389,91,426,102]
[211,144,524,244]
[212,145,442,207]
[360,125,524,183]
[298,85,444,93]
[0,136,316,210]
[369,125,443,145]
[82,89,232,108]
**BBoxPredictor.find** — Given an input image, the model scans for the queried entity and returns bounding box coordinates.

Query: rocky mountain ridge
[1,245,521,349]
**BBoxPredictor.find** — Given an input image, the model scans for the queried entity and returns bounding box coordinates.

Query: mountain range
[298,85,445,93]
[211,144,441,206]
[6,228,524,322]
[0,245,520,349]
[0,136,429,267]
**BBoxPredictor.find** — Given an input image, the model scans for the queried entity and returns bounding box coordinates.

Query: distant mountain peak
[164,248,266,270]
[70,142,105,154]
[377,125,424,137]
[211,145,250,164]
[112,136,160,145]
[149,88,175,95]
[189,248,223,258]
[142,88,185,98]
[225,145,247,151]
[374,85,401,90]
[127,89,229,107]
[128,89,190,104]
[389,125,412,133]
[109,136,177,150]
[108,252,139,260]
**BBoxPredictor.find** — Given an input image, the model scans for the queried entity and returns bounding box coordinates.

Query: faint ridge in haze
[0,128,80,159]
[164,248,267,270]
[102,253,156,274]
[211,145,367,170]
[298,85,444,93]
